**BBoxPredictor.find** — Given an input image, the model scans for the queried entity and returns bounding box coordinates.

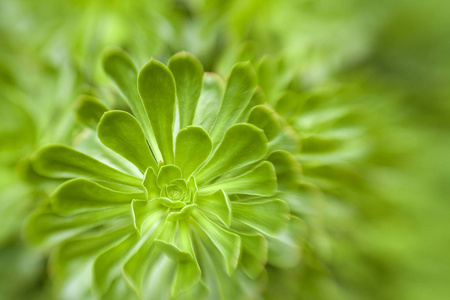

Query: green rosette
[25,49,305,300]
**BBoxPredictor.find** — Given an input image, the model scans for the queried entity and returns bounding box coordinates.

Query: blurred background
[0,0,449,299]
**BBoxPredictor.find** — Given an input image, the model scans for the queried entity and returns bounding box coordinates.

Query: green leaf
[157,165,182,187]
[24,207,129,248]
[157,197,186,209]
[73,95,109,130]
[267,150,302,190]
[167,204,197,221]
[192,210,240,275]
[98,110,157,173]
[232,200,289,236]
[209,62,257,144]
[102,47,160,159]
[52,179,142,216]
[32,145,142,187]
[247,105,281,141]
[122,221,168,297]
[143,167,160,200]
[239,233,267,279]
[168,51,204,129]
[173,259,202,297]
[138,59,175,164]
[132,199,167,233]
[154,220,195,262]
[267,216,306,268]
[175,126,212,179]
[193,73,225,132]
[196,124,268,185]
[196,189,231,227]
[93,232,139,296]
[199,161,277,196]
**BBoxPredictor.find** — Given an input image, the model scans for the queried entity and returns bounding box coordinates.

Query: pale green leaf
[138,59,175,164]
[232,199,289,236]
[98,110,157,173]
[196,189,231,227]
[192,73,225,132]
[52,179,142,216]
[192,210,240,275]
[199,161,277,196]
[196,124,268,185]
[247,105,281,141]
[32,145,142,187]
[168,51,204,129]
[143,167,160,200]
[102,47,159,159]
[73,94,108,130]
[157,165,182,188]
[175,126,212,179]
[209,62,257,144]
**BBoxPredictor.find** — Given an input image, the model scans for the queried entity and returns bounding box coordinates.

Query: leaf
[157,197,186,209]
[93,232,139,296]
[196,189,231,227]
[175,126,212,179]
[102,47,159,159]
[195,124,268,185]
[32,145,142,187]
[73,95,109,130]
[52,179,142,216]
[138,59,175,164]
[143,167,160,200]
[157,165,182,187]
[168,51,204,129]
[192,210,241,275]
[267,150,302,190]
[173,259,202,297]
[24,207,129,248]
[232,199,289,236]
[167,204,197,221]
[199,161,277,197]
[122,221,168,297]
[131,199,167,233]
[247,105,281,141]
[193,73,225,132]
[98,110,157,173]
[209,62,257,144]
[239,233,268,279]
[267,216,306,268]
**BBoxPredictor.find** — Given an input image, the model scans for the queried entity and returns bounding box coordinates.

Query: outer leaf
[168,52,204,129]
[239,233,268,279]
[196,124,268,185]
[138,59,175,164]
[25,207,129,248]
[193,73,225,132]
[32,145,141,187]
[173,260,201,297]
[267,150,302,190]
[102,47,160,159]
[175,126,212,179]
[73,95,108,130]
[199,161,277,196]
[52,179,142,216]
[196,189,231,227]
[132,199,167,233]
[267,216,306,268]
[167,204,197,221]
[247,105,281,141]
[98,111,157,173]
[93,232,139,296]
[232,200,289,236]
[143,167,160,200]
[209,62,257,144]
[192,210,241,275]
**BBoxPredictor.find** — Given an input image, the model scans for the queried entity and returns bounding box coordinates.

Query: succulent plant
[25,49,304,299]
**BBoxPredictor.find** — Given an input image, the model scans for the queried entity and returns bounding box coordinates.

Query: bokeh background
[0,0,449,299]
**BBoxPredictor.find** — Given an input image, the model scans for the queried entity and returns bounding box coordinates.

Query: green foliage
[25,50,303,299]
